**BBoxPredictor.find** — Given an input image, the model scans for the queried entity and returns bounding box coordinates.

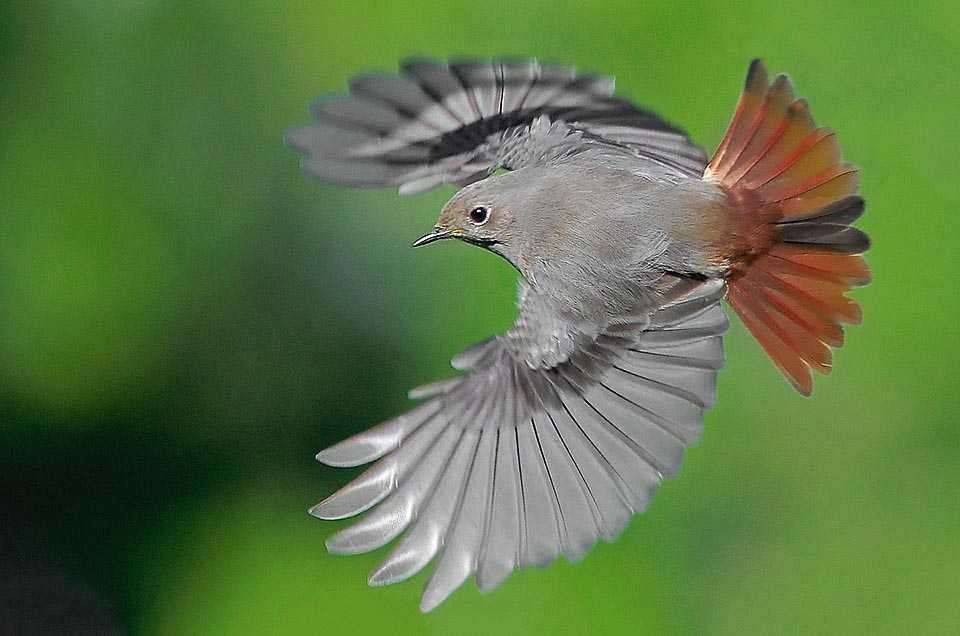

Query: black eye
[469,206,489,225]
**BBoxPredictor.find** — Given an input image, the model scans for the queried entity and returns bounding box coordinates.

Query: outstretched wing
[285,59,707,195]
[310,280,728,611]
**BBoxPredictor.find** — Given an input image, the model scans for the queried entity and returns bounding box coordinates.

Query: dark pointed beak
[412,226,452,248]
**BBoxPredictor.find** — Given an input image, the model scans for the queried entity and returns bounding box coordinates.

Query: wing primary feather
[476,425,524,593]
[450,336,499,371]
[367,427,481,587]
[514,424,529,567]
[324,424,460,553]
[408,376,465,400]
[475,427,501,589]
[315,399,442,467]
[311,96,405,134]
[475,375,520,592]
[310,414,445,520]
[420,426,496,611]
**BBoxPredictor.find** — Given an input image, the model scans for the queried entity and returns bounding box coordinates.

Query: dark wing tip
[744,58,768,91]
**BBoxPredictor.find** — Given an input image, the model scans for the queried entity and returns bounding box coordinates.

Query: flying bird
[285,58,870,611]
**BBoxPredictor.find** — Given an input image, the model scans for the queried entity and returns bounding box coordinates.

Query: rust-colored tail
[706,60,871,396]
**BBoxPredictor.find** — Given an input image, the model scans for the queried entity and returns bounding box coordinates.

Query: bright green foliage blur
[1,1,958,634]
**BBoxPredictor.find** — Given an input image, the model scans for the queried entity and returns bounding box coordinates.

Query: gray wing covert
[284,59,707,194]
[310,280,729,611]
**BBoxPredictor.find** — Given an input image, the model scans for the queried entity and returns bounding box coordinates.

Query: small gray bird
[285,59,870,611]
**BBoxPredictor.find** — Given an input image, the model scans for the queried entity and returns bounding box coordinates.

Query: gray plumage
[286,58,722,611]
[285,58,868,610]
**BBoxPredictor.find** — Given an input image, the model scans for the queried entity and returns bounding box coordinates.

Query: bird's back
[507,152,739,321]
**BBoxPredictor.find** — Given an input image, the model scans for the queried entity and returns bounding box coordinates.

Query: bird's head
[412,175,519,261]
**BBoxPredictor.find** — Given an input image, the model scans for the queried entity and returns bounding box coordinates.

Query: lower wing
[311,279,728,611]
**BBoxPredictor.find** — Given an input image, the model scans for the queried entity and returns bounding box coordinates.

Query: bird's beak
[412,226,453,247]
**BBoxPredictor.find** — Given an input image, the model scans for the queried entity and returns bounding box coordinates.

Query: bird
[284,58,871,612]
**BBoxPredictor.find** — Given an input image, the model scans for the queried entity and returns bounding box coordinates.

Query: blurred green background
[1,1,958,634]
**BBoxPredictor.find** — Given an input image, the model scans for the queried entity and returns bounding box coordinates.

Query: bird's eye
[469,206,489,225]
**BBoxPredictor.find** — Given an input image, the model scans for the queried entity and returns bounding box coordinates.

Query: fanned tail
[705,60,871,395]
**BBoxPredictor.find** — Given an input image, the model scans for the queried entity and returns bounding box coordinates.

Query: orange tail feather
[707,60,871,395]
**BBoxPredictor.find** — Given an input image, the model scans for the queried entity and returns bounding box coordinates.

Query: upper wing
[310,279,728,611]
[284,59,707,195]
